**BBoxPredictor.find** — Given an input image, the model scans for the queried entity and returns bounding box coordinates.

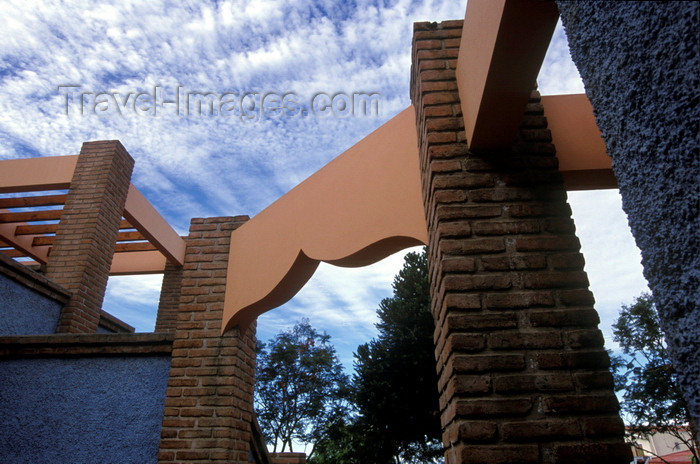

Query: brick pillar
[411,21,631,463]
[155,261,183,332]
[158,216,257,464]
[46,140,134,333]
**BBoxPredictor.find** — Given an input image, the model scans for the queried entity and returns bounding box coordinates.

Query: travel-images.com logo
[58,85,383,121]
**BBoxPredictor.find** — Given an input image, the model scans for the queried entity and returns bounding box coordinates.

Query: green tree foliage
[255,319,349,453]
[611,293,698,461]
[312,249,442,464]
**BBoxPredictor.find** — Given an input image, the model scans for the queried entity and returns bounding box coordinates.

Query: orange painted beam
[457,0,559,151]
[541,94,616,190]
[110,250,167,275]
[123,184,186,266]
[223,106,428,332]
[0,155,77,193]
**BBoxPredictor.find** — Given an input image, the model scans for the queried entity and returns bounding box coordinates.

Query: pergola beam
[0,155,76,193]
[110,250,167,275]
[456,0,559,151]
[122,184,185,267]
[223,106,428,332]
[541,94,615,190]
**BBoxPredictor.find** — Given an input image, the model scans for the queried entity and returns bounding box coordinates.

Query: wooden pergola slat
[114,242,158,253]
[0,194,68,209]
[0,249,26,258]
[116,230,147,241]
[31,230,147,246]
[14,224,58,235]
[13,221,132,235]
[0,209,63,223]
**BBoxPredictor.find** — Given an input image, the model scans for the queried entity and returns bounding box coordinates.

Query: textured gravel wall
[0,274,61,335]
[0,355,171,464]
[556,0,699,429]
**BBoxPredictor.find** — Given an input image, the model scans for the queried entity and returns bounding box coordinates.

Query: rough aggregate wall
[0,273,62,335]
[556,0,700,428]
[0,355,171,464]
[0,254,71,335]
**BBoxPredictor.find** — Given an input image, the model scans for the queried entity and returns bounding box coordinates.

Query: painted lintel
[222,106,428,333]
[457,0,559,151]
[110,250,168,275]
[123,184,186,267]
[542,94,615,190]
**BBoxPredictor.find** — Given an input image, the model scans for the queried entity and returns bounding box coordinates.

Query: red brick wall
[158,216,257,464]
[411,20,630,464]
[46,140,134,333]
[269,452,306,464]
[156,261,183,333]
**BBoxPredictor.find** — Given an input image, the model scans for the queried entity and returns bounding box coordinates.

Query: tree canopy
[255,319,349,453]
[610,292,698,461]
[311,249,442,464]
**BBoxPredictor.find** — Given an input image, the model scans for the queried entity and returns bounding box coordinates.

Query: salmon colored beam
[457,0,559,151]
[222,106,429,333]
[122,184,186,267]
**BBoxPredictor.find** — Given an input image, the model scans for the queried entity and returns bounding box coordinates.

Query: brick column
[411,21,630,463]
[158,216,257,464]
[46,140,134,333]
[155,261,183,332]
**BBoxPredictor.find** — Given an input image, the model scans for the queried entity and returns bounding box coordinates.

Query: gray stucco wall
[556,0,699,427]
[0,273,61,335]
[0,355,171,464]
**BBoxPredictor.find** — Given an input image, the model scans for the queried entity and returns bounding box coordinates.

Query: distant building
[629,428,697,464]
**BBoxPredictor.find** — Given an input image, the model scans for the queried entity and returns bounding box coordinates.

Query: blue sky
[0,0,648,371]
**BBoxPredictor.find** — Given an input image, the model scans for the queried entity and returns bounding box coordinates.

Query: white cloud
[538,19,585,95]
[103,274,164,332]
[567,190,649,349]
